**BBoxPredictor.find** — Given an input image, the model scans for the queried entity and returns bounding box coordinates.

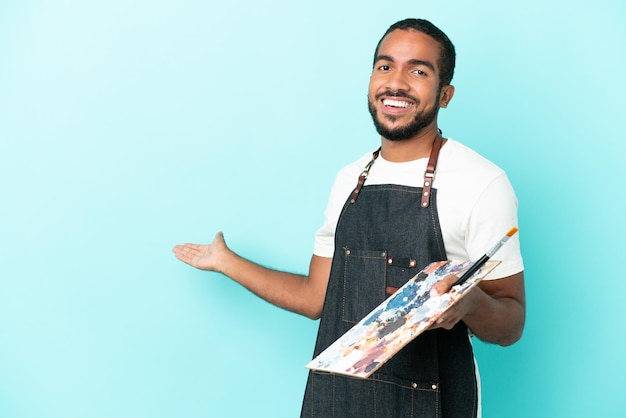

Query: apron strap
[350,134,445,207]
[349,148,380,204]
[421,134,444,208]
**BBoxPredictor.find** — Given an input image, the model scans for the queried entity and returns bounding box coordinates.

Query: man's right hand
[172,232,228,272]
[172,232,332,319]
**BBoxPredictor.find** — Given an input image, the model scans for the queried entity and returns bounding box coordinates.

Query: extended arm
[430,271,526,346]
[172,232,332,319]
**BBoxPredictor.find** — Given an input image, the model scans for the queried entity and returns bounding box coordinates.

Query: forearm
[173,234,331,319]
[462,287,525,346]
[218,250,328,319]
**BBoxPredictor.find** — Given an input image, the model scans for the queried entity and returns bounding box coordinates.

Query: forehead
[376,29,441,68]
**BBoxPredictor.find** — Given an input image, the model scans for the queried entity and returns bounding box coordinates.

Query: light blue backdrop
[1,1,625,417]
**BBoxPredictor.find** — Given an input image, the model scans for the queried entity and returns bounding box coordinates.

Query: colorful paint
[306,259,500,378]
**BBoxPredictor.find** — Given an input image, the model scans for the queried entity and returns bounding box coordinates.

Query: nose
[385,70,410,92]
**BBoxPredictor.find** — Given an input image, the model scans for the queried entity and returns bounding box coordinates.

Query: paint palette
[306,259,500,378]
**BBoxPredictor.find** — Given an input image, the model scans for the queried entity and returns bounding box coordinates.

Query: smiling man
[368,30,451,144]
[173,18,525,418]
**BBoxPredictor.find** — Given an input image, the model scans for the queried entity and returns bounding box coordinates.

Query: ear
[439,85,455,108]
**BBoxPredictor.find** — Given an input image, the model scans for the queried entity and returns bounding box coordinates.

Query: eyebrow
[374,55,436,72]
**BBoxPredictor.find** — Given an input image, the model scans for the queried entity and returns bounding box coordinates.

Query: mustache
[375,90,418,102]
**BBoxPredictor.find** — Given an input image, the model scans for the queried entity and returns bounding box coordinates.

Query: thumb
[430,274,458,297]
[213,231,225,244]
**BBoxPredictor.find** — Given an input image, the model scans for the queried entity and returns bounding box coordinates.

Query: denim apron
[301,138,478,418]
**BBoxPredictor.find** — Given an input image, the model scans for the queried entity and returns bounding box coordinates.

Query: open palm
[172,232,226,272]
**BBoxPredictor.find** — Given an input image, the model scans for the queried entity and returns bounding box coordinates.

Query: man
[173,18,525,418]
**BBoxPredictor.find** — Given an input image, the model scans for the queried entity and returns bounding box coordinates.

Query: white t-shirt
[314,139,524,280]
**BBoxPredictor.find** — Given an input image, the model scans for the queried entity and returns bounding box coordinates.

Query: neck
[380,126,442,162]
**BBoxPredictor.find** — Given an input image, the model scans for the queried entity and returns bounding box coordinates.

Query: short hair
[373,18,456,88]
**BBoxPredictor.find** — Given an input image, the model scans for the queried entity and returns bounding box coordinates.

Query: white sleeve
[313,166,360,258]
[465,173,524,280]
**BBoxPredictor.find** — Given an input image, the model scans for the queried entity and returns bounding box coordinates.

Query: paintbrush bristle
[506,227,519,237]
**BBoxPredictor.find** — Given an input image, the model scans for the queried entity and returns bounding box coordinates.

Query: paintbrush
[452,227,519,287]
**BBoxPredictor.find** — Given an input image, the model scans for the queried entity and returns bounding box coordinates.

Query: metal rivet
[381,251,386,257]
[423,192,429,196]
[345,249,351,255]
[425,181,430,186]
[431,384,437,390]
[412,382,418,389]
[387,258,393,264]
[422,202,428,207]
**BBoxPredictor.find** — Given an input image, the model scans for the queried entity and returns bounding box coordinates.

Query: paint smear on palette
[306,259,500,378]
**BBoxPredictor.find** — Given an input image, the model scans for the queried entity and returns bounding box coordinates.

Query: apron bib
[301,138,478,418]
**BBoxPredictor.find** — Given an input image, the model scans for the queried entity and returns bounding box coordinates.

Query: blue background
[1,0,625,417]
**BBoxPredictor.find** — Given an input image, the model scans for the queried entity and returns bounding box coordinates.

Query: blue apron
[301,138,478,417]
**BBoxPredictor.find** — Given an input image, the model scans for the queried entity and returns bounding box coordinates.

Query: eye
[412,69,426,76]
[377,64,391,71]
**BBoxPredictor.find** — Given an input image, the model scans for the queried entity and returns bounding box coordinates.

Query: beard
[368,92,440,141]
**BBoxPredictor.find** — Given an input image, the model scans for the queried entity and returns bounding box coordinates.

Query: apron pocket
[303,371,440,418]
[342,248,387,324]
[371,374,441,418]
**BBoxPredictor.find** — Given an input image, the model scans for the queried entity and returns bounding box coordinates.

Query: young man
[173,18,525,418]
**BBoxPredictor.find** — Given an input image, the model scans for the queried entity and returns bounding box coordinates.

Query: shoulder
[436,138,513,201]
[313,150,376,257]
[335,151,376,180]
[436,138,517,212]
[439,139,505,180]
[329,151,377,193]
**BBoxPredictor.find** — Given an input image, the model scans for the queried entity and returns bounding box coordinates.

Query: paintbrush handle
[452,254,490,286]
[451,227,518,287]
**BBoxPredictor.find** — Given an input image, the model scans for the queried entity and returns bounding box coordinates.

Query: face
[368,29,452,141]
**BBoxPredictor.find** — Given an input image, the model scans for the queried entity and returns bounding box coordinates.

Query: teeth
[383,99,410,108]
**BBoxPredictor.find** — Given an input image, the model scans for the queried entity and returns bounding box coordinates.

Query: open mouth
[382,98,413,109]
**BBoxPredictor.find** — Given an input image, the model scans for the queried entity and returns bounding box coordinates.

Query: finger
[429,312,451,330]
[173,244,200,263]
[434,313,456,330]
[181,243,203,250]
[439,320,456,330]
[173,248,193,263]
[172,245,186,257]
